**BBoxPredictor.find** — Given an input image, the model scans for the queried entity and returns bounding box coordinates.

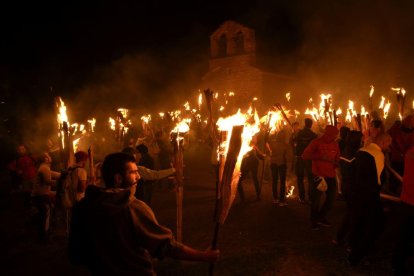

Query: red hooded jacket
[302,125,340,178]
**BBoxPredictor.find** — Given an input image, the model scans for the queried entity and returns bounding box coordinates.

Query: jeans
[32,195,52,240]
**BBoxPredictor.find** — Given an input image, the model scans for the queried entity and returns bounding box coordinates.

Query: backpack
[57,166,80,209]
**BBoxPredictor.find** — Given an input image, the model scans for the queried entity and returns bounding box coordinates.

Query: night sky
[1,0,414,139]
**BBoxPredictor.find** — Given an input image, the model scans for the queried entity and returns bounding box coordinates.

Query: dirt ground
[1,143,409,275]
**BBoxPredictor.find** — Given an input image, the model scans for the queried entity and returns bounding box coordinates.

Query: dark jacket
[69,185,179,276]
[295,127,317,156]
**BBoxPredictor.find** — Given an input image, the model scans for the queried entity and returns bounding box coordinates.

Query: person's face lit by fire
[17,145,27,156]
[43,153,52,164]
[116,161,141,199]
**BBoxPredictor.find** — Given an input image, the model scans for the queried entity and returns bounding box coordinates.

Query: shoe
[278,201,288,207]
[272,199,280,204]
[318,219,331,227]
[311,223,320,230]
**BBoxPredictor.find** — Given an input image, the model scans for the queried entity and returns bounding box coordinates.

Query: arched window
[234,31,244,54]
[218,34,227,57]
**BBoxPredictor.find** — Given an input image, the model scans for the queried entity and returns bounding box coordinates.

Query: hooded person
[68,152,219,275]
[348,133,392,266]
[302,125,340,230]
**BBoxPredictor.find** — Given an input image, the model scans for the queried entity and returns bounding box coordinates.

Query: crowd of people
[4,112,414,275]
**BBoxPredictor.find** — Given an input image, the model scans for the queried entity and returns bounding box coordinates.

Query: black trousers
[270,163,287,201]
[237,157,260,200]
[348,198,384,265]
[393,202,414,274]
[295,157,313,201]
[310,177,337,224]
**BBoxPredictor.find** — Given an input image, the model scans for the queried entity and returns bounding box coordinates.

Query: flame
[383,101,391,119]
[216,109,261,161]
[73,138,80,153]
[305,107,319,122]
[399,112,403,121]
[286,186,295,198]
[71,123,79,133]
[370,85,374,98]
[392,87,406,96]
[260,111,283,134]
[361,106,368,116]
[379,96,385,109]
[253,97,258,101]
[57,97,69,126]
[159,112,165,119]
[285,92,291,102]
[108,117,116,131]
[336,107,342,115]
[229,91,235,96]
[219,106,225,112]
[183,118,192,125]
[117,108,129,118]
[198,93,203,109]
[141,114,151,124]
[345,109,352,123]
[171,121,190,133]
[87,118,96,132]
[79,124,85,133]
[214,92,219,99]
[184,101,191,111]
